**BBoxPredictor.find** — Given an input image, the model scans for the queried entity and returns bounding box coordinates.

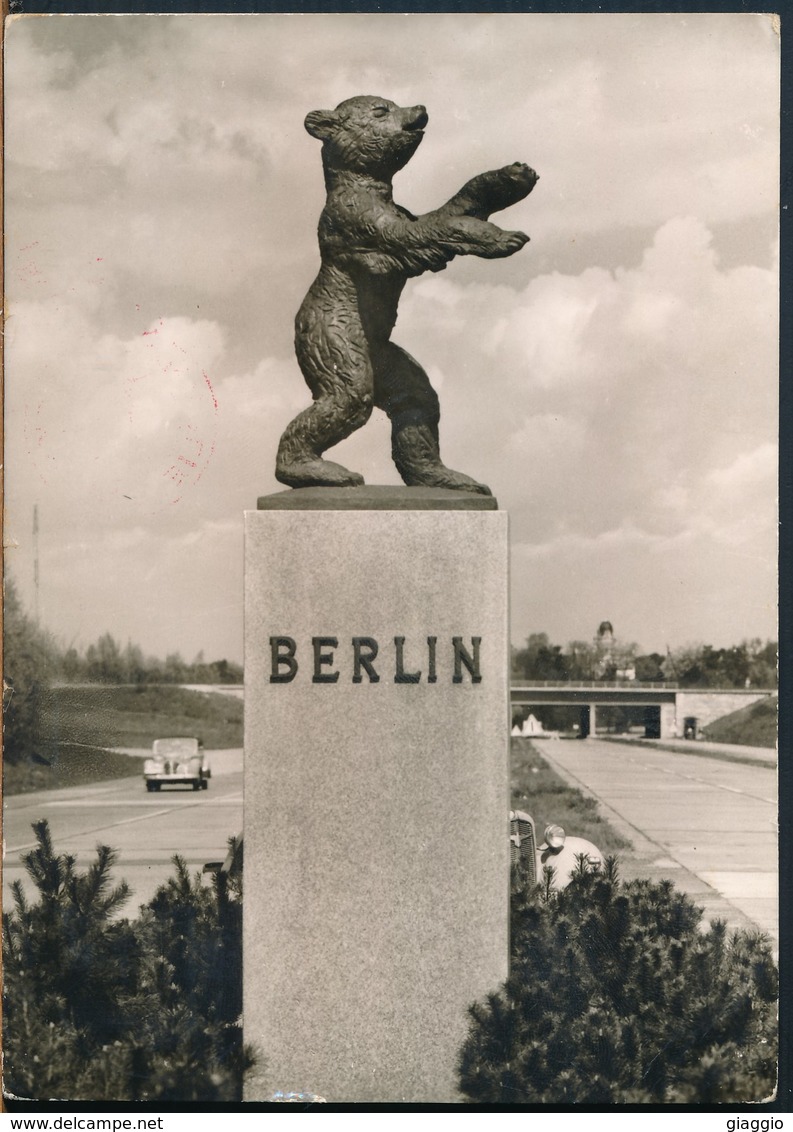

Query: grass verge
[4,745,147,796]
[701,694,777,749]
[5,685,242,796]
[511,737,631,855]
[37,684,243,750]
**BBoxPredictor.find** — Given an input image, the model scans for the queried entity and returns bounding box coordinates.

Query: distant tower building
[594,621,615,677]
[594,621,636,682]
[596,621,614,647]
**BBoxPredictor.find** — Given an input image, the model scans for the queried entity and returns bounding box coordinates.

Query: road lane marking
[538,747,774,882]
[6,790,241,854]
[534,740,778,948]
[3,856,215,868]
[648,761,776,804]
[699,871,778,898]
[40,798,242,808]
[5,773,243,812]
[6,779,144,810]
[6,787,244,853]
[581,745,776,806]
[7,806,175,853]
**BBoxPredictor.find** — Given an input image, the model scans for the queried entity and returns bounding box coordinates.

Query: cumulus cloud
[4,13,778,658]
[393,216,776,537]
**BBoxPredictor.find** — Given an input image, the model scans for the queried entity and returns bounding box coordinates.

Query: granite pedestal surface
[243,486,509,1103]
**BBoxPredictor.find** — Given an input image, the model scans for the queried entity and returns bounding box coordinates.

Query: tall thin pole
[33,504,40,626]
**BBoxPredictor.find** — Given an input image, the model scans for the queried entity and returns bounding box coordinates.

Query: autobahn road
[3,749,243,916]
[3,737,778,952]
[532,737,778,951]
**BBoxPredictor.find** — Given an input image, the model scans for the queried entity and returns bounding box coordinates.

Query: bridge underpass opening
[511,697,674,738]
[576,703,660,738]
[511,685,772,741]
[579,705,594,738]
[644,705,661,738]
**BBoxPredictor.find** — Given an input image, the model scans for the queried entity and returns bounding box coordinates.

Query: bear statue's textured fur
[275,96,538,495]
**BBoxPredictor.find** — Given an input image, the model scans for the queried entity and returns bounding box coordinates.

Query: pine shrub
[6,825,777,1105]
[127,841,252,1102]
[459,858,778,1104]
[2,822,253,1102]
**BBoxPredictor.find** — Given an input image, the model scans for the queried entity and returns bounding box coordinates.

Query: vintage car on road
[510,810,603,888]
[144,737,211,792]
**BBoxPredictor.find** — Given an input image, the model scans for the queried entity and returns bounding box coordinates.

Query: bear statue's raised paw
[491,163,539,204]
[483,230,530,258]
[503,229,531,251]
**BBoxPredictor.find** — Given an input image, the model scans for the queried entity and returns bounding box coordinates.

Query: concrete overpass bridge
[510,681,775,738]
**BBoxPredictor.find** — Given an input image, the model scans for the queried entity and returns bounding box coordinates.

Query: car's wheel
[146,782,155,793]
[202,780,209,790]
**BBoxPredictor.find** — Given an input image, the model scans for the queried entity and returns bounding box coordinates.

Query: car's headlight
[543,824,566,851]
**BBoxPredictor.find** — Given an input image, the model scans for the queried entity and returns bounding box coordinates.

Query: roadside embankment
[4,685,244,795]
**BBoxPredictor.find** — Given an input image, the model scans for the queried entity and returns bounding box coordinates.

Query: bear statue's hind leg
[276,315,373,489]
[373,343,492,496]
[391,421,492,496]
[275,404,367,489]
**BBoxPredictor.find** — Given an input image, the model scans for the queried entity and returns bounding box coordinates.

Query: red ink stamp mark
[128,317,220,506]
[22,401,53,486]
[203,371,219,410]
[15,241,47,288]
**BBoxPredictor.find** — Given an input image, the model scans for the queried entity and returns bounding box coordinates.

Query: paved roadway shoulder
[605,734,776,766]
[533,737,778,953]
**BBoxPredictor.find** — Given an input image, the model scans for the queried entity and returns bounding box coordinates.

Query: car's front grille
[509,810,537,885]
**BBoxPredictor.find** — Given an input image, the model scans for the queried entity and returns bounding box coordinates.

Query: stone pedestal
[243,487,509,1103]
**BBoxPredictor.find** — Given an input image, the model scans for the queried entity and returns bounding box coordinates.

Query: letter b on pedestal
[244,493,509,1103]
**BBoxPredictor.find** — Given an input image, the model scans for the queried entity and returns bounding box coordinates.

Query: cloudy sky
[4,13,779,664]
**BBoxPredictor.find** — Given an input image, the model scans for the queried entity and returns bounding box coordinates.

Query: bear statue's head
[305,96,429,179]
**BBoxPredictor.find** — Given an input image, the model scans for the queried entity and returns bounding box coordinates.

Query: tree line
[511,632,777,689]
[4,577,242,689]
[3,576,776,767]
[61,634,242,687]
[3,576,242,765]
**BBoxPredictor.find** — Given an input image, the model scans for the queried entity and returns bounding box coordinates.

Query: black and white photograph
[2,11,781,1109]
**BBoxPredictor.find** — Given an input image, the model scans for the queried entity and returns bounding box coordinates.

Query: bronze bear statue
[276,95,537,496]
